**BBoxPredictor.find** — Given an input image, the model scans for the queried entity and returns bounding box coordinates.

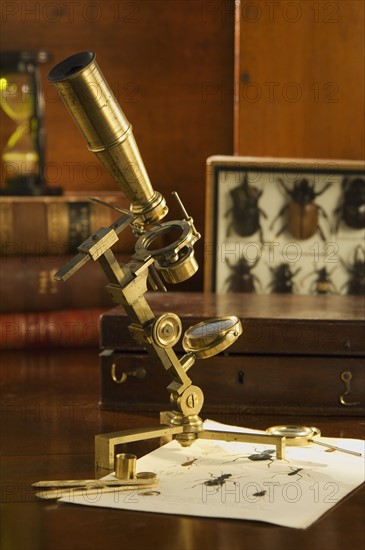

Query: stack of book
[0,192,135,349]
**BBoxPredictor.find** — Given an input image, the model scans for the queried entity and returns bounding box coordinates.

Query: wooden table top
[1,348,364,550]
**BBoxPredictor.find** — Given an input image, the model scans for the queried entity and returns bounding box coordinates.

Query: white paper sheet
[60,420,365,529]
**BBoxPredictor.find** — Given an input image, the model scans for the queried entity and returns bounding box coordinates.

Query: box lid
[100,293,365,356]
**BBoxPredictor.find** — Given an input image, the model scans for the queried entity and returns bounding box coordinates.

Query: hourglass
[0,50,62,195]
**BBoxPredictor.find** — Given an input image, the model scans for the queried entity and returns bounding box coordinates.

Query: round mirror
[182,316,242,359]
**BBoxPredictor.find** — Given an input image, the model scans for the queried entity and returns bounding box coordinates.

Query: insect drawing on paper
[247,449,276,466]
[158,455,200,478]
[180,457,199,469]
[251,490,267,497]
[287,467,306,480]
[224,448,277,467]
[252,490,267,498]
[190,472,240,494]
[270,465,313,482]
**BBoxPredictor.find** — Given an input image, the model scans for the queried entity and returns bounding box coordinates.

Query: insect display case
[204,156,365,296]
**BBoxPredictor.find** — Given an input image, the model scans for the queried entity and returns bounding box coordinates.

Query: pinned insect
[270,178,332,240]
[334,177,365,231]
[340,245,365,296]
[225,174,267,241]
[224,256,261,293]
[268,263,300,294]
[301,265,337,295]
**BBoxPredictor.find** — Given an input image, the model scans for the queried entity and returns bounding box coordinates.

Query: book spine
[0,255,128,313]
[0,308,104,349]
[0,195,136,255]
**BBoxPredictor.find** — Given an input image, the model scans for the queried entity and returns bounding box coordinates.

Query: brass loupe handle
[48,51,167,225]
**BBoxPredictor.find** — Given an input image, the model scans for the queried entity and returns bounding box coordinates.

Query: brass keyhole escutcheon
[340,371,360,407]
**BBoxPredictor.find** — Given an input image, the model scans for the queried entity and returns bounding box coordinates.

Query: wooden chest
[99,293,365,416]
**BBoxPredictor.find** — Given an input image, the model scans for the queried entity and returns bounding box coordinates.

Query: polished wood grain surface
[235,0,365,159]
[1,348,364,550]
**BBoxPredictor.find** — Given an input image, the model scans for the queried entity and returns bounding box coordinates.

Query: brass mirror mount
[49,52,286,475]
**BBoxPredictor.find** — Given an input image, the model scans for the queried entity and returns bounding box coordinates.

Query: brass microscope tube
[48,51,167,224]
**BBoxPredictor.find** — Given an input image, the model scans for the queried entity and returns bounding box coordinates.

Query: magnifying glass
[267,425,362,456]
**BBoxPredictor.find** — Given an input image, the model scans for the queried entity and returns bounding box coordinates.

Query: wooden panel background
[0,0,235,290]
[235,0,365,160]
[2,0,365,292]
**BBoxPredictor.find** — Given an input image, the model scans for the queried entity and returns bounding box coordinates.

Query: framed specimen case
[204,156,365,294]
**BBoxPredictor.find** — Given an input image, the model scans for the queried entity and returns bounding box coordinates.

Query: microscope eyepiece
[48,51,167,225]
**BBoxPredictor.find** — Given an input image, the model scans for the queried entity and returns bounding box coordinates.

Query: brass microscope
[48,52,285,475]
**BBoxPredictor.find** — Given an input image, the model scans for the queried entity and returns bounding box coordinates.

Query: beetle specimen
[224,256,261,293]
[340,245,365,296]
[270,178,332,240]
[225,174,267,241]
[334,177,365,230]
[301,265,337,295]
[268,263,300,294]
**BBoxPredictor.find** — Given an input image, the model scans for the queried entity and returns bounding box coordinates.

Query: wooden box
[99,293,365,416]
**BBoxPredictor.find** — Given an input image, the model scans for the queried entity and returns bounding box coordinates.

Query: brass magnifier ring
[135,220,192,258]
[135,220,199,283]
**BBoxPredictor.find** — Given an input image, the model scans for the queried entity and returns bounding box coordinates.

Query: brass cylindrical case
[48,51,167,224]
[115,453,137,479]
